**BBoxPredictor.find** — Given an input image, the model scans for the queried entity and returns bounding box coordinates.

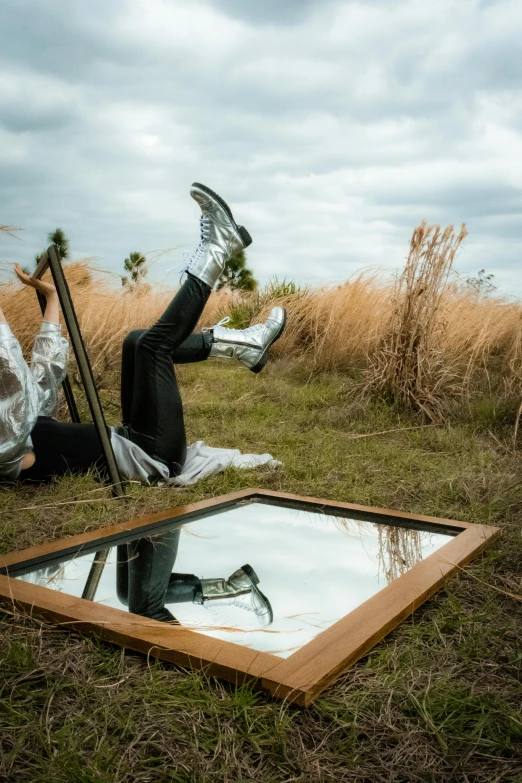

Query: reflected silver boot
[206,306,287,374]
[185,183,252,289]
[199,564,273,627]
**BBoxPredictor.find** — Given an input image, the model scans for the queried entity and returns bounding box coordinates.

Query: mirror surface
[16,502,454,657]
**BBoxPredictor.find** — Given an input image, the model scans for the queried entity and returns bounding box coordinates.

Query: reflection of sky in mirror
[17,503,452,657]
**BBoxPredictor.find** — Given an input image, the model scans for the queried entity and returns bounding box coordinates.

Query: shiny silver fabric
[209,306,287,372]
[186,183,251,289]
[0,322,69,480]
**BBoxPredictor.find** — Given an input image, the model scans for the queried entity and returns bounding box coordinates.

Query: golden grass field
[1,222,521,423]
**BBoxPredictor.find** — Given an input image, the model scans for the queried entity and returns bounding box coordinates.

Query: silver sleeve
[0,323,41,466]
[30,321,70,417]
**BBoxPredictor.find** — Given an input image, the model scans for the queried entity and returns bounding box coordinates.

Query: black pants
[22,274,212,482]
[21,417,109,481]
[116,529,202,623]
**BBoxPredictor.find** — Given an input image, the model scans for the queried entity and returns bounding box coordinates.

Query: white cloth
[110,429,280,486]
[167,440,281,486]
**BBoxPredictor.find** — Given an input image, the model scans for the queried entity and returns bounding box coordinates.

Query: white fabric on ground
[110,428,280,486]
[166,440,280,486]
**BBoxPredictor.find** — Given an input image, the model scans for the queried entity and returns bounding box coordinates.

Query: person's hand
[14,263,57,298]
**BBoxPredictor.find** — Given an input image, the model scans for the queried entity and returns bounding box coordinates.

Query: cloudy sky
[1,0,521,296]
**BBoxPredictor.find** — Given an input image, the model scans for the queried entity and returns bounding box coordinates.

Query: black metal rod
[35,246,125,498]
[33,250,50,279]
[60,375,82,424]
[81,549,110,601]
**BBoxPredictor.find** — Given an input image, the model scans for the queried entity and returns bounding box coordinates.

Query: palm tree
[47,228,69,260]
[122,252,148,288]
[217,249,257,292]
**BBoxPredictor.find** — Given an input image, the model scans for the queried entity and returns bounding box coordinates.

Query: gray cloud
[0,0,521,298]
[205,0,320,25]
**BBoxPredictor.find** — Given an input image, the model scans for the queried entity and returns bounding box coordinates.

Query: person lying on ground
[0,183,286,485]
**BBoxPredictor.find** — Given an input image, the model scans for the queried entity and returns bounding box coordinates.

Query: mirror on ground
[16,502,454,658]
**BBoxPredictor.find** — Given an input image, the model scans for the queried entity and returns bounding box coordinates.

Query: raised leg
[121,183,251,475]
[120,329,212,427]
[123,274,211,473]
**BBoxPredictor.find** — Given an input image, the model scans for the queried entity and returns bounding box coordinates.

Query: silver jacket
[0,321,69,480]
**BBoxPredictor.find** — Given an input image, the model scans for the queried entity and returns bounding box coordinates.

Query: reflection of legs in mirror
[116,530,182,623]
[198,564,274,627]
[116,532,273,627]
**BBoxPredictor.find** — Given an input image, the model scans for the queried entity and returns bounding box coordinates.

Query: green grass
[1,362,522,782]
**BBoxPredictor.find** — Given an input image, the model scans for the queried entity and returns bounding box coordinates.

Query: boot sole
[250,309,287,374]
[252,584,274,624]
[241,564,274,625]
[192,182,253,248]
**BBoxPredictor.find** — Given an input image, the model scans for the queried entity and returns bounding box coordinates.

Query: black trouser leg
[116,529,180,622]
[21,417,106,482]
[165,572,203,604]
[120,274,212,474]
[115,529,202,622]
[121,330,212,427]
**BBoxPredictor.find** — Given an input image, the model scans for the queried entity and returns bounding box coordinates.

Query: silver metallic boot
[185,183,252,289]
[199,564,273,627]
[205,306,287,373]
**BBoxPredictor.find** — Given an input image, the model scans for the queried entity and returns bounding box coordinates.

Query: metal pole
[36,246,126,498]
[81,549,110,601]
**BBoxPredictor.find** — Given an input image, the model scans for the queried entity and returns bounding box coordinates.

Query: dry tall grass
[0,223,520,417]
[364,222,468,419]
[0,225,20,238]
[0,263,235,376]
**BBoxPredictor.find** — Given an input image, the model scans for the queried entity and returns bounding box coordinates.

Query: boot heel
[238,225,252,248]
[250,309,287,373]
[250,356,268,374]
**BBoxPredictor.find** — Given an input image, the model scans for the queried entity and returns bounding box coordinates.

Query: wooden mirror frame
[0,489,499,706]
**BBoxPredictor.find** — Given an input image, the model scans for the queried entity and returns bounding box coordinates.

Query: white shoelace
[202,316,265,335]
[202,316,230,333]
[165,215,212,274]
